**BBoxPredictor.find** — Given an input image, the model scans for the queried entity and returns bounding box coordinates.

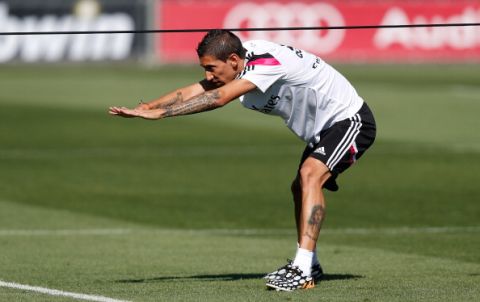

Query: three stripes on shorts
[326,113,362,170]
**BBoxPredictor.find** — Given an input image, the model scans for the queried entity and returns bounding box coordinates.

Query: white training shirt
[238,40,364,144]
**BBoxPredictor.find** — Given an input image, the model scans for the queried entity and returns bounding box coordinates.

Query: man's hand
[109,106,164,120]
[134,101,150,110]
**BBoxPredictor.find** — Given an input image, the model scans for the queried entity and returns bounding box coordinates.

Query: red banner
[156,0,480,63]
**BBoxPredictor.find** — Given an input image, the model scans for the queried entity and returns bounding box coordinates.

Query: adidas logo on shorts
[314,146,326,156]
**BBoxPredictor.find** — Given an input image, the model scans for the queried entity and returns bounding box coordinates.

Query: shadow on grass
[116,273,363,283]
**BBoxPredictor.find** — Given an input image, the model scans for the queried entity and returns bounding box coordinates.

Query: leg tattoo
[303,205,325,243]
[308,205,325,226]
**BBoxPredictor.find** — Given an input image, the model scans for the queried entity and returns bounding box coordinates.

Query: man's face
[199,54,242,87]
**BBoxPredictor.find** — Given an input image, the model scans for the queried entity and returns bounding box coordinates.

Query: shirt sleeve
[239,55,285,93]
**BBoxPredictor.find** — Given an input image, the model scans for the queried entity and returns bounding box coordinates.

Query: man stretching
[110,29,376,291]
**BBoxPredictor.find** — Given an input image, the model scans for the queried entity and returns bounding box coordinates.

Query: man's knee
[299,157,331,188]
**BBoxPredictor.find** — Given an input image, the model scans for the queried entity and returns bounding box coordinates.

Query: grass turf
[0,64,479,301]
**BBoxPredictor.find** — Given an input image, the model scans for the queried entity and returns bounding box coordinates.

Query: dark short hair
[196,29,246,61]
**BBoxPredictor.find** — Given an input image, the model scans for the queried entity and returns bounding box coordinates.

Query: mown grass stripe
[0,226,478,237]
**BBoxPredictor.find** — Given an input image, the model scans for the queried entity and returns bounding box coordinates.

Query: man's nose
[205,71,214,81]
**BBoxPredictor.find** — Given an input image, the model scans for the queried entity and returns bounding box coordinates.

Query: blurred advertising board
[0,0,147,63]
[156,0,480,63]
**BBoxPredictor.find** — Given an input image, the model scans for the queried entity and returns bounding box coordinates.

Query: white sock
[296,243,320,266]
[292,248,314,276]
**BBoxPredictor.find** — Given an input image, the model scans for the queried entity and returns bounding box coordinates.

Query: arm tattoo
[162,90,221,117]
[154,92,184,109]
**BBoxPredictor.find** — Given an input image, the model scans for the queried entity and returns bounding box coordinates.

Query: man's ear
[228,53,240,68]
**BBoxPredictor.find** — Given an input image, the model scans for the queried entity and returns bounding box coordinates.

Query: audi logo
[223,2,346,54]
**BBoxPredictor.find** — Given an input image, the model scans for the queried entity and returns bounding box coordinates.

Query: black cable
[0,22,479,36]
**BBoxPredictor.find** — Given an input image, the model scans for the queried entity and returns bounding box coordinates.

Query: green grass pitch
[0,64,479,301]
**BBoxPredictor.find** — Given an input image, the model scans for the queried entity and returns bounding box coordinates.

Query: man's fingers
[109,107,126,115]
[108,106,139,118]
[108,107,119,115]
[108,106,161,120]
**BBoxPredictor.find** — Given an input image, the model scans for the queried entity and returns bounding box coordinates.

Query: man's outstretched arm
[134,82,206,111]
[109,79,256,120]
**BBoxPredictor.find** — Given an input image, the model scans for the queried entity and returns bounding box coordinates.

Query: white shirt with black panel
[238,40,364,146]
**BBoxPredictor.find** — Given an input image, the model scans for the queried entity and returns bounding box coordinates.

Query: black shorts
[299,102,376,191]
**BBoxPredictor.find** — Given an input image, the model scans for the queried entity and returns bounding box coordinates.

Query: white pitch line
[0,226,479,237]
[0,280,130,302]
